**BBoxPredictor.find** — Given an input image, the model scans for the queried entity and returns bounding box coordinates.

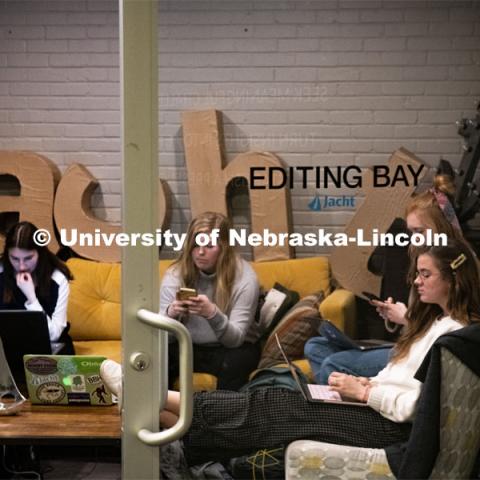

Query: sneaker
[100,359,123,403]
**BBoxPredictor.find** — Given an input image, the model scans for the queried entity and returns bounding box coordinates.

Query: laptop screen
[0,310,51,386]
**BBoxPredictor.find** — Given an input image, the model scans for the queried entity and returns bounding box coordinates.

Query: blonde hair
[172,212,237,312]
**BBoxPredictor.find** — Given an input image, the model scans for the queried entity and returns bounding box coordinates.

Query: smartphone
[362,291,382,302]
[176,287,197,301]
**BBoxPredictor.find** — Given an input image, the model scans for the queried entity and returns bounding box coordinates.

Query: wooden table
[0,401,121,446]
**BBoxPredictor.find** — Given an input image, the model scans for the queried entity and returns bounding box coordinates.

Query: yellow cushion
[73,340,121,363]
[173,373,217,392]
[67,259,122,340]
[293,359,313,381]
[320,288,357,338]
[67,258,175,341]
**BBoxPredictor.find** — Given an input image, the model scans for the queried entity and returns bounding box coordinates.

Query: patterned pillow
[258,291,324,369]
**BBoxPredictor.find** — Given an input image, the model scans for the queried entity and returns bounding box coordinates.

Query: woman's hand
[16,272,37,304]
[184,295,217,319]
[372,298,408,326]
[167,300,190,319]
[328,372,371,402]
[355,376,370,386]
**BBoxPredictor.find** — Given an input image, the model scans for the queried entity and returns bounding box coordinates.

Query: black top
[0,271,58,316]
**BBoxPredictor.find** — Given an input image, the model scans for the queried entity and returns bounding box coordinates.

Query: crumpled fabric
[160,440,192,480]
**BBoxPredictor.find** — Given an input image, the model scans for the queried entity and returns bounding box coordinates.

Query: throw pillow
[258,291,324,369]
[257,283,299,340]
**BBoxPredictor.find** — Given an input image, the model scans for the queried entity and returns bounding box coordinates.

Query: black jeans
[168,341,261,391]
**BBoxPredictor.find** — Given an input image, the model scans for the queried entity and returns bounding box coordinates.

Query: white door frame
[120,2,193,478]
[120,1,162,477]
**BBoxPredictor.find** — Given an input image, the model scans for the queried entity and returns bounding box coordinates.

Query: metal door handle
[136,308,193,446]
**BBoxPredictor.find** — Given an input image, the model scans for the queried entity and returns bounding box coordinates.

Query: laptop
[0,310,52,386]
[23,354,113,406]
[319,320,394,351]
[275,334,366,407]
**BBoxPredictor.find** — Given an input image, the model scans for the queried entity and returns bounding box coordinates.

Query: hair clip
[450,253,467,271]
[429,188,462,231]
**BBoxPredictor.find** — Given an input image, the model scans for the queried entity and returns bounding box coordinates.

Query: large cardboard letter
[182,110,292,261]
[330,148,427,296]
[54,164,170,263]
[0,151,60,252]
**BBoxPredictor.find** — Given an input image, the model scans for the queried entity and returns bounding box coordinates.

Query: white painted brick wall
[0,0,479,258]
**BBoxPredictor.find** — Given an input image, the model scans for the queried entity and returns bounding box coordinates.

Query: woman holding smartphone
[0,221,74,353]
[160,211,260,390]
[305,175,468,384]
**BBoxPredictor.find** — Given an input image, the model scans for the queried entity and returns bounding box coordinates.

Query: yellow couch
[66,257,356,389]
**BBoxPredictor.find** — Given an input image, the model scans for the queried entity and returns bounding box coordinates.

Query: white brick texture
[0,0,479,257]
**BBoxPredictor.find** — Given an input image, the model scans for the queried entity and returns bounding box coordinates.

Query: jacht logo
[308,195,356,211]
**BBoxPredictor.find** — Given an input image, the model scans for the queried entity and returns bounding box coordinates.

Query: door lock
[130,352,150,371]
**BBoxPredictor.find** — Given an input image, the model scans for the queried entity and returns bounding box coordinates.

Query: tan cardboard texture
[330,148,427,297]
[54,163,170,263]
[182,109,292,262]
[0,150,60,252]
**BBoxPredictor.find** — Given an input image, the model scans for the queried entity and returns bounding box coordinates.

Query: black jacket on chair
[385,323,480,479]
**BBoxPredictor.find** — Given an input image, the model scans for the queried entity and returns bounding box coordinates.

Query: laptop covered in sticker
[23,354,113,406]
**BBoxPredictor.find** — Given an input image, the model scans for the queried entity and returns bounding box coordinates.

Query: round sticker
[37,382,66,404]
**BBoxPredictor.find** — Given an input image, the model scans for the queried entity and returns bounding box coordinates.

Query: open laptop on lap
[275,334,366,407]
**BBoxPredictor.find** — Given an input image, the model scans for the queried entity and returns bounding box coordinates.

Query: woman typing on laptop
[0,221,74,353]
[102,240,479,465]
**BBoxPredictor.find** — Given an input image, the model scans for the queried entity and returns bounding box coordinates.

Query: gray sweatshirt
[160,259,260,347]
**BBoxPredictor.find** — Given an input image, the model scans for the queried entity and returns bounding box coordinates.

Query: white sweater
[368,315,463,423]
[24,269,69,342]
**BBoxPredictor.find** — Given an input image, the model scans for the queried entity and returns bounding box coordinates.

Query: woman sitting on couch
[0,221,74,353]
[161,211,260,390]
[102,239,479,465]
[305,175,467,384]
